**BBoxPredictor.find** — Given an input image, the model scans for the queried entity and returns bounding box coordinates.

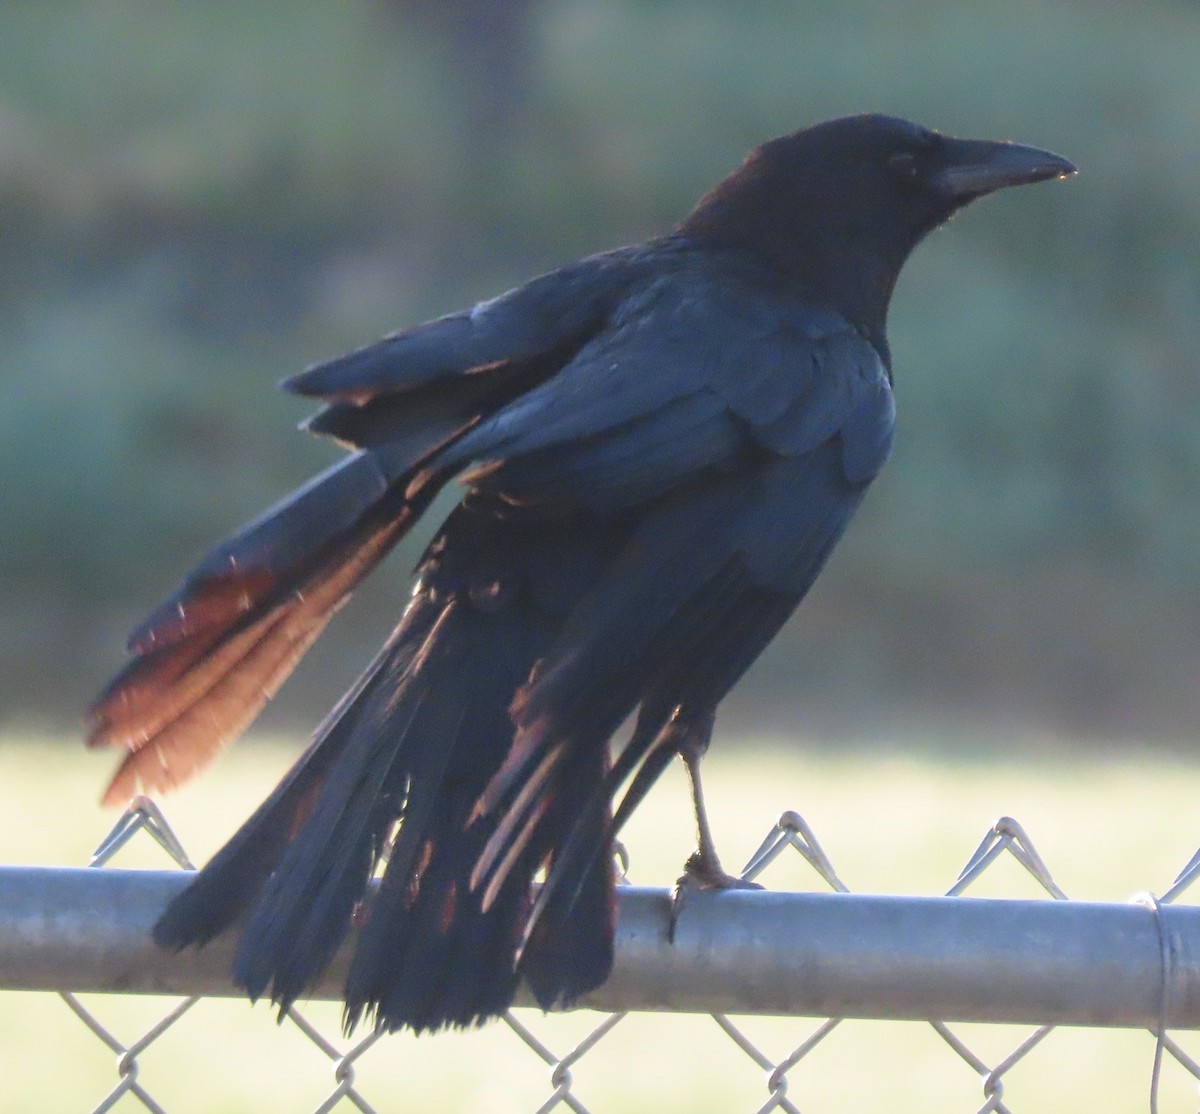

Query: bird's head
[679,114,1075,358]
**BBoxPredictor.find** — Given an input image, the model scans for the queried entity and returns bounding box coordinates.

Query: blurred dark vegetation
[2,0,1199,739]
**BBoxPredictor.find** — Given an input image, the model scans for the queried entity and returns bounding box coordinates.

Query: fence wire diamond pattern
[22,796,1200,1112]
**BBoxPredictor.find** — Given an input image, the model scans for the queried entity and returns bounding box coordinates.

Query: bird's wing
[472,442,883,914]
[431,259,885,512]
[459,262,895,904]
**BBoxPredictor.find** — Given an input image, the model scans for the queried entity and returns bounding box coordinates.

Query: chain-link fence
[3,797,1200,1112]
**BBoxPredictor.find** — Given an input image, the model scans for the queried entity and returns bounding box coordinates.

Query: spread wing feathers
[336,506,627,1030]
[92,262,887,806]
[282,250,636,404]
[472,440,874,907]
[224,582,613,1030]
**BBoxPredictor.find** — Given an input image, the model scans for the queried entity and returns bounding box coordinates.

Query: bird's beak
[935,138,1076,200]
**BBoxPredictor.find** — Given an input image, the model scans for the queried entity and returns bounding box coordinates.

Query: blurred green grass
[4,732,1200,1112]
[3,1,1200,733]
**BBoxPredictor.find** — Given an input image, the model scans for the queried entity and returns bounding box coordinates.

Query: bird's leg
[676,715,758,889]
[669,712,760,942]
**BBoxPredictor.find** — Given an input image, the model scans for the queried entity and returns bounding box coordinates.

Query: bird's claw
[667,850,763,943]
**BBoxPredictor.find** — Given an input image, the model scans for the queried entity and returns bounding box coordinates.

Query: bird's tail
[153,504,618,1032]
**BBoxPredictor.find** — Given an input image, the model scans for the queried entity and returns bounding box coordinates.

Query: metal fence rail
[4,865,1200,1029]
[4,799,1200,1113]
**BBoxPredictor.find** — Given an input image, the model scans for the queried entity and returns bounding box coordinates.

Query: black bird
[89,115,1073,1033]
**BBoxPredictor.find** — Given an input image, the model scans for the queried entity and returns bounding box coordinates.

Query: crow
[88,114,1073,1033]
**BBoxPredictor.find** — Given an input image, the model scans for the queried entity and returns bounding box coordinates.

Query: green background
[2,0,1198,740]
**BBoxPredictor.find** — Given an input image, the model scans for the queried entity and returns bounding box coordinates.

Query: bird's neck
[677,187,915,368]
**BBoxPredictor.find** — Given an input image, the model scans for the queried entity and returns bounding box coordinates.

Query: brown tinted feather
[99,517,405,805]
[129,566,276,655]
[89,605,289,751]
[470,741,564,902]
[101,601,325,805]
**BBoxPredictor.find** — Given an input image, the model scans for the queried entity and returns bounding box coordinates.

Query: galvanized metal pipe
[1,866,1197,1028]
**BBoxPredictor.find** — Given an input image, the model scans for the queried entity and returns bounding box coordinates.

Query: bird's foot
[667,849,762,943]
[678,848,762,892]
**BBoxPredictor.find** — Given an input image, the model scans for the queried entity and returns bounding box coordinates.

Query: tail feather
[151,613,431,951]
[235,601,460,1008]
[349,803,531,1032]
[152,741,334,950]
[341,594,569,1032]
[522,844,614,1012]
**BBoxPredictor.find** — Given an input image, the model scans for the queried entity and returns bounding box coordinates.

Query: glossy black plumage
[90,114,1073,1032]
